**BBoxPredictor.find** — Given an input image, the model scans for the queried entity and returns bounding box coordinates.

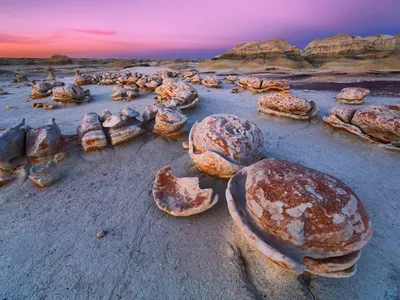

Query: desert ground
[0,65,399,299]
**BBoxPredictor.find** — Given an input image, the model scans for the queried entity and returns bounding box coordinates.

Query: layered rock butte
[199,34,400,70]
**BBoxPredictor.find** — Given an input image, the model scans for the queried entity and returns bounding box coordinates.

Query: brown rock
[202,76,222,88]
[29,163,61,188]
[258,91,319,120]
[153,166,218,216]
[77,113,107,152]
[324,105,400,150]
[336,88,370,105]
[154,106,187,139]
[189,114,264,178]
[52,84,91,104]
[226,158,373,277]
[154,81,199,110]
[107,124,145,146]
[26,118,61,158]
[96,230,106,238]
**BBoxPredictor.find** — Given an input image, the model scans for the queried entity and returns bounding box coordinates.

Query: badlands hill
[199,34,400,70]
[198,39,312,70]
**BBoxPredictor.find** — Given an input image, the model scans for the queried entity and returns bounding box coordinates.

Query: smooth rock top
[227,39,300,56]
[243,158,373,258]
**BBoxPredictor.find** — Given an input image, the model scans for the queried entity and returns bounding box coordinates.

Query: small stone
[182,141,189,150]
[97,230,106,238]
[231,88,239,94]
[6,106,13,109]
[25,99,30,102]
[0,176,14,188]
[53,152,66,163]
[43,103,54,110]
[32,102,43,108]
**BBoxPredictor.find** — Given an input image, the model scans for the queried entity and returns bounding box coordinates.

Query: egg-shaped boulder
[189,114,264,178]
[226,158,373,277]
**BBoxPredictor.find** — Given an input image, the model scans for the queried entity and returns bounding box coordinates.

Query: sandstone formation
[324,105,400,150]
[302,34,400,68]
[237,77,289,94]
[202,76,222,88]
[102,108,144,146]
[154,106,187,139]
[189,114,264,178]
[181,70,198,81]
[77,113,108,152]
[153,166,219,216]
[258,91,319,120]
[30,80,65,99]
[226,158,373,277]
[29,163,61,188]
[336,88,370,105]
[136,75,163,91]
[154,81,199,110]
[52,84,91,104]
[142,104,160,122]
[199,39,312,70]
[226,75,238,83]
[0,119,28,170]
[26,118,61,158]
[187,74,203,84]
[74,70,100,85]
[47,68,56,81]
[46,54,73,65]
[13,73,28,83]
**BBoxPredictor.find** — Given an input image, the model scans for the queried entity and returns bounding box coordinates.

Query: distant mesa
[199,33,400,70]
[302,34,400,68]
[198,39,312,70]
[45,54,73,65]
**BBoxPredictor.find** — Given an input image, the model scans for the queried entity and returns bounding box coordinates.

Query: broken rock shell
[226,158,373,277]
[153,166,218,216]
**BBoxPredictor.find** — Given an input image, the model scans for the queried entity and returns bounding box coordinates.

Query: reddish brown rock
[189,114,264,178]
[29,163,61,188]
[77,112,107,152]
[324,105,400,150]
[153,166,218,216]
[26,118,61,158]
[52,84,91,104]
[336,88,370,105]
[154,81,199,110]
[237,77,289,94]
[258,91,319,120]
[154,106,187,139]
[226,158,373,277]
[30,81,65,99]
[202,76,222,88]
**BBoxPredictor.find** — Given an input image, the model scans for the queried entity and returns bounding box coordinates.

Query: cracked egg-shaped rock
[136,75,162,91]
[202,76,222,88]
[52,84,91,104]
[237,77,289,94]
[226,158,373,277]
[258,91,319,120]
[188,74,203,84]
[74,71,99,85]
[189,114,264,178]
[154,82,199,110]
[181,70,198,80]
[154,106,187,139]
[226,75,238,84]
[336,88,370,105]
[30,81,65,99]
[324,105,400,151]
[153,166,219,216]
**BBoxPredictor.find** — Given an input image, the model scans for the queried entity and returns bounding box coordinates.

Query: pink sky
[0,0,399,58]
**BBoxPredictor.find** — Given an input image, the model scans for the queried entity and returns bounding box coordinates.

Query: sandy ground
[0,67,399,299]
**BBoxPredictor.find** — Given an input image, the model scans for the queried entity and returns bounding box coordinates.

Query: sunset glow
[0,0,399,58]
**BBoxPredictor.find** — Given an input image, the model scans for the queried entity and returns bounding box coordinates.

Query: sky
[0,0,399,59]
